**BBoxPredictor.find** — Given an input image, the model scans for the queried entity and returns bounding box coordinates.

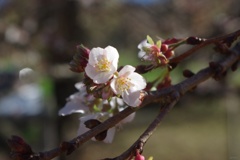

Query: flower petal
[138,39,151,50]
[110,78,118,94]
[138,50,146,58]
[118,65,135,76]
[85,63,98,80]
[93,71,114,84]
[59,101,87,116]
[74,82,85,91]
[120,112,135,124]
[122,90,142,107]
[128,72,146,90]
[105,46,119,62]
[103,127,116,143]
[88,47,104,65]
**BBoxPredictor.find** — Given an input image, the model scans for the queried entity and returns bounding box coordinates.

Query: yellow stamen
[116,77,131,93]
[96,58,111,72]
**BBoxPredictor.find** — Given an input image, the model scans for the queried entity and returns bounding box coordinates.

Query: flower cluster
[78,45,147,107]
[60,36,176,143]
[138,35,176,65]
[59,82,135,143]
[61,45,147,143]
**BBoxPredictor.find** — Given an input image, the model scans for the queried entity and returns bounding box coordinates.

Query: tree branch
[106,95,180,160]
[170,29,240,64]
[8,32,240,160]
[103,41,240,160]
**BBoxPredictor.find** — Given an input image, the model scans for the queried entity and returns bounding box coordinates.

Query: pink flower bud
[164,50,174,58]
[161,44,169,52]
[135,152,145,160]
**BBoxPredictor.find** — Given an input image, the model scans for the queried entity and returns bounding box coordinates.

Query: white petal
[59,101,87,116]
[116,97,124,106]
[85,63,98,80]
[118,65,135,76]
[103,127,116,143]
[89,47,104,65]
[120,112,135,124]
[110,78,118,94]
[78,114,98,135]
[122,90,142,107]
[109,61,118,73]
[105,46,119,62]
[128,72,146,90]
[93,71,114,84]
[138,40,152,49]
[75,82,86,91]
[138,50,146,58]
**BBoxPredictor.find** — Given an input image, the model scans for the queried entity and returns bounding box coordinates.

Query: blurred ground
[0,0,239,160]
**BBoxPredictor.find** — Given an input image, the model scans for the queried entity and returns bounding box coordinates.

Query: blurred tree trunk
[35,1,87,159]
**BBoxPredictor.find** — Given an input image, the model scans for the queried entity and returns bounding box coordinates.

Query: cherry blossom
[58,82,94,116]
[85,46,119,84]
[59,83,136,143]
[138,36,169,65]
[110,65,146,107]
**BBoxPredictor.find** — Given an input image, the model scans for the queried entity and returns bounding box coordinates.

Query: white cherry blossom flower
[58,82,94,116]
[85,46,119,84]
[138,39,153,61]
[110,65,146,107]
[138,36,168,65]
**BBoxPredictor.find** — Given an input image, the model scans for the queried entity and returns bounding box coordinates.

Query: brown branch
[102,42,240,160]
[8,32,240,160]
[170,29,240,64]
[105,95,180,160]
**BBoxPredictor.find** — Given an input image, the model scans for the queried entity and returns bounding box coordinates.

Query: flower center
[96,58,111,72]
[116,76,132,93]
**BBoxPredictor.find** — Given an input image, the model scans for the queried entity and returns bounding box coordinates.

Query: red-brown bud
[164,50,174,58]
[69,44,90,73]
[161,44,169,52]
[77,44,90,57]
[186,36,206,45]
[8,135,33,154]
[8,135,34,160]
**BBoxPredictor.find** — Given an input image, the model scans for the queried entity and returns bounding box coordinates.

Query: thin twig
[170,29,240,64]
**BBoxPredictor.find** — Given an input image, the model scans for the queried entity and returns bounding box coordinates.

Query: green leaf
[147,35,154,45]
[156,40,162,48]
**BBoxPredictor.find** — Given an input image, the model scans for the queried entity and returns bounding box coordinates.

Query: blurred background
[0,0,239,159]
